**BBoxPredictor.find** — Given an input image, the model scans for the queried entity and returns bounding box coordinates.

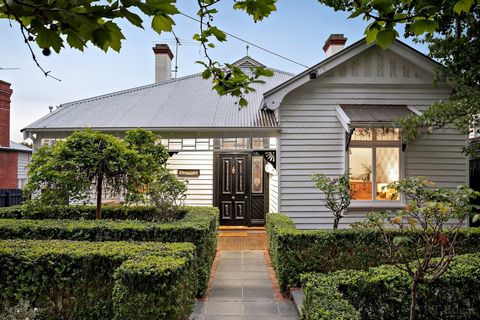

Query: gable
[319,46,434,85]
[232,56,265,69]
[263,39,447,110]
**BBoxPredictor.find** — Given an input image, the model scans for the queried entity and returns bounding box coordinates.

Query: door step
[218,226,266,231]
[218,231,248,237]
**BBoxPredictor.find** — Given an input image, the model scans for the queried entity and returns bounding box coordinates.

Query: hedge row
[266,213,480,291]
[301,253,480,320]
[0,240,196,320]
[0,204,183,221]
[0,206,218,295]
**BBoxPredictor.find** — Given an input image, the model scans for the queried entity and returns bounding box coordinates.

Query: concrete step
[291,288,304,316]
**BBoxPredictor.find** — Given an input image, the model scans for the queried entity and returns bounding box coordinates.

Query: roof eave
[22,126,281,139]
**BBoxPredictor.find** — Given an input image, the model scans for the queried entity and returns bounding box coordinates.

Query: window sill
[348,201,405,210]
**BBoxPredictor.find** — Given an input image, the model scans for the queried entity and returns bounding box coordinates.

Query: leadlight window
[348,128,401,202]
[251,155,263,193]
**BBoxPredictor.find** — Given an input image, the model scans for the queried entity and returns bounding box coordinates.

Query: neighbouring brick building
[0,80,32,189]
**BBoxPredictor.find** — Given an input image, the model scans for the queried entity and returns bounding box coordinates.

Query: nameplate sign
[177,169,200,177]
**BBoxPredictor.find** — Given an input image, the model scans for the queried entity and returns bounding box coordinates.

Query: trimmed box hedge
[0,206,218,295]
[0,204,180,220]
[0,240,196,320]
[267,213,480,291]
[301,253,480,320]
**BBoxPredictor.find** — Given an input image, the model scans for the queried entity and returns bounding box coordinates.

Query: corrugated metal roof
[340,105,413,124]
[23,64,293,132]
[0,141,32,153]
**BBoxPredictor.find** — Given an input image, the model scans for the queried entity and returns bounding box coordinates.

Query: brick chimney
[0,80,13,147]
[153,44,173,82]
[323,34,347,57]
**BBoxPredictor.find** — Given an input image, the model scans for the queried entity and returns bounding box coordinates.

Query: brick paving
[191,250,298,320]
[217,232,268,251]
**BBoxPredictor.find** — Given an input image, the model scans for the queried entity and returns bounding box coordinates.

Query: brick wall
[0,151,18,189]
[0,80,13,147]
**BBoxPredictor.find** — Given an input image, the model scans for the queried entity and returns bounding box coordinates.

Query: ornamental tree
[311,171,352,229]
[364,176,479,320]
[122,128,170,203]
[24,128,184,219]
[25,129,132,219]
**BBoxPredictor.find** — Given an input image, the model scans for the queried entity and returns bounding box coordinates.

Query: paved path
[191,250,298,320]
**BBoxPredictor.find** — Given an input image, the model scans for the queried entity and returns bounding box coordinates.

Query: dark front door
[217,153,250,226]
[216,152,268,226]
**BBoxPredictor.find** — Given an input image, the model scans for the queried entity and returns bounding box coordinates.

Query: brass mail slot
[177,169,200,177]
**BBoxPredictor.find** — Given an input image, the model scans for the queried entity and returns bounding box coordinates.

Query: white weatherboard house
[22,35,468,229]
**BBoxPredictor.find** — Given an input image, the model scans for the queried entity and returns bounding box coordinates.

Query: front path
[191,249,298,320]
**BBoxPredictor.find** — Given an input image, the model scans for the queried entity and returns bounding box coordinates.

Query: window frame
[346,128,405,208]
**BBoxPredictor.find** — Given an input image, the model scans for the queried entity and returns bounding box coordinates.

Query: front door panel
[218,153,249,225]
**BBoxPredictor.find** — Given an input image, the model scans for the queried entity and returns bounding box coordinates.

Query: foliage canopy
[24,128,184,219]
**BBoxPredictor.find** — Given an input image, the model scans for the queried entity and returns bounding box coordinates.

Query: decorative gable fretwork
[322,47,428,84]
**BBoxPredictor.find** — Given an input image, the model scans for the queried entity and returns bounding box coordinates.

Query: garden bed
[0,206,218,295]
[0,240,196,320]
[301,253,480,320]
[267,213,480,291]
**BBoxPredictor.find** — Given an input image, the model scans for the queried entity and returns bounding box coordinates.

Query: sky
[0,0,425,142]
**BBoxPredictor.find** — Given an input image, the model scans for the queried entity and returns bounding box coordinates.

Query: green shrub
[0,204,185,221]
[301,253,480,320]
[0,206,218,295]
[0,240,196,320]
[267,213,480,291]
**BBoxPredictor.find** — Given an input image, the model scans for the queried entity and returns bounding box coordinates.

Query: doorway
[214,152,268,226]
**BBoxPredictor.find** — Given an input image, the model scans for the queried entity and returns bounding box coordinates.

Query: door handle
[232,196,235,200]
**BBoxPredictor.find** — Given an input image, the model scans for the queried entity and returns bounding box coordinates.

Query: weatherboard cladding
[23,69,293,131]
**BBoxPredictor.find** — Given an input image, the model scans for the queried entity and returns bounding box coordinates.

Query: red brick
[0,151,18,188]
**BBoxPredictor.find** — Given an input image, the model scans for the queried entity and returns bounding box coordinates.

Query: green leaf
[210,26,227,42]
[454,0,475,14]
[348,8,366,19]
[410,19,438,36]
[239,97,248,107]
[376,29,396,49]
[92,21,125,52]
[36,28,64,53]
[201,69,212,79]
[372,0,393,13]
[120,8,144,28]
[233,0,277,22]
[66,30,86,51]
[151,14,175,33]
[365,25,379,44]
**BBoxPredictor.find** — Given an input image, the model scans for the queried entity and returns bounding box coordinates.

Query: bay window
[348,128,401,202]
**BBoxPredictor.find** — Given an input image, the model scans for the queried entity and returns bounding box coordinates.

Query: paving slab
[191,250,299,319]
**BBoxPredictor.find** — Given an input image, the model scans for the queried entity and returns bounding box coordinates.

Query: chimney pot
[323,34,347,57]
[0,80,13,147]
[153,44,173,82]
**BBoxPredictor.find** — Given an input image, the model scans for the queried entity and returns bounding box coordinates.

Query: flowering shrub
[364,176,479,320]
[311,172,352,229]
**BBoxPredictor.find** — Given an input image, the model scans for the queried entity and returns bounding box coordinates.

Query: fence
[0,189,23,207]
